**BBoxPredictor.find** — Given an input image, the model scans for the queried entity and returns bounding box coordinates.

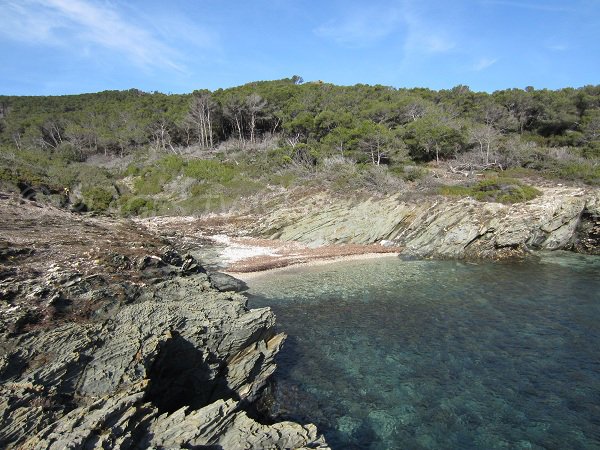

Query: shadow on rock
[145,331,239,414]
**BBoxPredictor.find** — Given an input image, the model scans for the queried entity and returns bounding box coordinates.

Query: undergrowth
[439,177,541,203]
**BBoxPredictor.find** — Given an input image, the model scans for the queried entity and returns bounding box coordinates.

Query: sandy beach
[207,235,400,279]
[227,252,400,280]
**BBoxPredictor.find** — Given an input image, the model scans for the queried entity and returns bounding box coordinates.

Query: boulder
[209,271,249,292]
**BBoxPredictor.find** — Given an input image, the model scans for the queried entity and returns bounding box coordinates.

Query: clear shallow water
[247,253,600,450]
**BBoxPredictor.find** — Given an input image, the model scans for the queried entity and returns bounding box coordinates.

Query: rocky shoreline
[0,193,329,449]
[249,186,600,259]
[136,186,600,275]
[1,184,598,449]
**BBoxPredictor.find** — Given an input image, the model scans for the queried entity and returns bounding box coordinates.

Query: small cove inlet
[246,253,600,450]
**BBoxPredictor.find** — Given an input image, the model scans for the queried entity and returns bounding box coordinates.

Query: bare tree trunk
[249,112,256,144]
[272,117,281,134]
[207,108,213,148]
[246,93,266,146]
[12,133,22,151]
[235,116,243,143]
[187,93,215,148]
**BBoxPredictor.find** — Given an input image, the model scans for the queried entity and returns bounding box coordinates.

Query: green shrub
[47,164,78,188]
[158,155,185,172]
[184,159,235,183]
[549,161,600,185]
[266,170,298,187]
[390,165,428,181]
[176,194,229,214]
[120,196,158,216]
[266,147,294,167]
[189,182,213,197]
[439,177,541,204]
[124,163,142,176]
[82,187,113,211]
[134,170,168,195]
[438,185,473,197]
[54,142,84,163]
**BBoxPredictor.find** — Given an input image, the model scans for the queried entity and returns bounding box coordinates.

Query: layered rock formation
[0,194,328,449]
[253,187,600,258]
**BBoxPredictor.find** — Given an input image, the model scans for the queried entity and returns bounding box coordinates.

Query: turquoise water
[247,253,600,450]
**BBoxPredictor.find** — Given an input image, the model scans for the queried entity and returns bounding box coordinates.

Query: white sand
[208,234,280,264]
[227,252,398,281]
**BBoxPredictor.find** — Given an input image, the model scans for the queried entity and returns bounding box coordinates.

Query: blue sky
[0,0,598,95]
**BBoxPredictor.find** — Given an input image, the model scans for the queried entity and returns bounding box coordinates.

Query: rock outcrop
[1,276,327,449]
[0,194,329,449]
[252,187,600,258]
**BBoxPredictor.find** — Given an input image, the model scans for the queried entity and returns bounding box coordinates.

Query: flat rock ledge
[0,274,329,449]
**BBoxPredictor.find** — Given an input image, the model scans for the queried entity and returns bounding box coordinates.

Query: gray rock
[251,188,599,258]
[209,271,249,292]
[0,274,329,449]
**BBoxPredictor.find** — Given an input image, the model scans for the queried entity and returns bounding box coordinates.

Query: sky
[0,0,599,95]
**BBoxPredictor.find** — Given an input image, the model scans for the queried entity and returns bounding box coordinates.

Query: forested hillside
[0,78,598,215]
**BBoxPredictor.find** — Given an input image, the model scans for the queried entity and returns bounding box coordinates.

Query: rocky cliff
[0,193,329,449]
[252,187,600,258]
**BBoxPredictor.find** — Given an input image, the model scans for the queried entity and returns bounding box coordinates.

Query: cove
[247,253,600,449]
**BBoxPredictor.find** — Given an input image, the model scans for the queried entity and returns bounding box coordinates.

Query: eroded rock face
[0,194,329,450]
[0,275,328,449]
[252,187,600,258]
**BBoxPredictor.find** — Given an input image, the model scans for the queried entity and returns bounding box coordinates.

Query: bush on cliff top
[439,177,541,204]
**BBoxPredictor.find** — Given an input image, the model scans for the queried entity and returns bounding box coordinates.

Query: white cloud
[0,0,214,72]
[548,44,568,51]
[405,30,456,54]
[473,57,498,71]
[314,2,455,54]
[314,7,403,46]
[482,0,576,13]
[401,9,456,56]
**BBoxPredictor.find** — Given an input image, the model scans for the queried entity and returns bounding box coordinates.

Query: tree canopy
[0,78,598,169]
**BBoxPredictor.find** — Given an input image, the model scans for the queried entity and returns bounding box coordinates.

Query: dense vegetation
[0,78,598,215]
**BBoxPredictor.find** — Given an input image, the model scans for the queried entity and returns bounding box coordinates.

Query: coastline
[208,235,400,278]
[226,252,400,280]
[0,193,330,449]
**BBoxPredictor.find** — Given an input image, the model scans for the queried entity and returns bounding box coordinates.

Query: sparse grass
[547,161,600,185]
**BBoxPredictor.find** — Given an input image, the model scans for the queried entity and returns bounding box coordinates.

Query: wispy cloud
[0,0,214,72]
[482,0,576,13]
[314,2,455,54]
[548,44,569,51]
[404,28,456,53]
[402,14,456,55]
[473,57,498,71]
[314,7,403,47]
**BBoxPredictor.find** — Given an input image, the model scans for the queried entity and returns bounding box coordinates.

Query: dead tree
[187,93,215,148]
